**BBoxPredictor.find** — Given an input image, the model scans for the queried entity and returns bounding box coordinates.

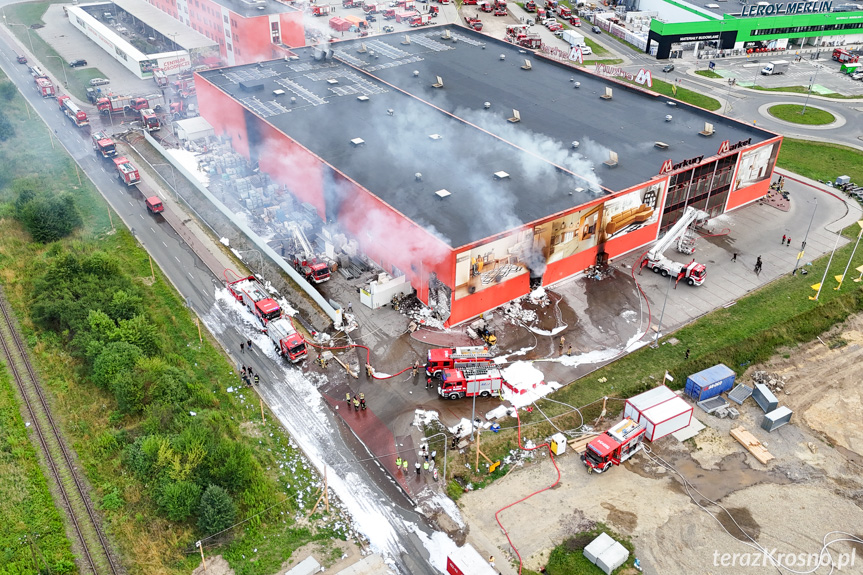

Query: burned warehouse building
[195,24,782,327]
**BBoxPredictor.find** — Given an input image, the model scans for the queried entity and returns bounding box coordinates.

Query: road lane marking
[162,241,168,248]
[175,256,181,263]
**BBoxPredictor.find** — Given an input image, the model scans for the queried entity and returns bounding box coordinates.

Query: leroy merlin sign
[741,1,833,17]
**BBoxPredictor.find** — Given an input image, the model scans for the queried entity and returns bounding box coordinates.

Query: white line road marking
[175,256,181,263]
[188,272,194,279]
[162,241,168,248]
[139,214,144,219]
[150,227,156,233]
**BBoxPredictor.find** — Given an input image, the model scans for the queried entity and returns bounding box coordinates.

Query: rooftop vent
[402,35,411,45]
[358,43,368,53]
[521,59,532,70]
[273,89,285,96]
[600,87,613,100]
[291,97,297,104]
[432,76,444,89]
[327,78,339,85]
[571,141,580,149]
[435,189,451,200]
[387,109,394,116]
[508,109,521,123]
[413,70,419,77]
[699,122,715,136]
[574,187,585,193]
[429,134,443,140]
[240,80,264,92]
[357,95,370,102]
[441,30,452,40]
[665,114,672,122]
[500,54,506,60]
[484,101,491,109]
[666,101,677,107]
[494,171,510,180]
[655,141,669,149]
[350,138,365,147]
[415,172,422,181]
[574,82,581,89]
[603,151,619,168]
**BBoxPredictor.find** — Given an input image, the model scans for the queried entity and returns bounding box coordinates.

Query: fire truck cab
[267,317,307,362]
[437,367,503,400]
[426,346,493,377]
[581,418,646,474]
[226,274,282,327]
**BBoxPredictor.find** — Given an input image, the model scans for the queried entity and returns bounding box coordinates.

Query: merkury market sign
[741,1,833,17]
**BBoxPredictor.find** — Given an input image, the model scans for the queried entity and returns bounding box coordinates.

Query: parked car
[548,22,562,31]
[580,45,592,55]
[382,24,395,32]
[89,77,110,86]
[592,25,601,33]
[16,54,27,64]
[852,71,863,80]
[662,63,675,72]
[69,59,88,67]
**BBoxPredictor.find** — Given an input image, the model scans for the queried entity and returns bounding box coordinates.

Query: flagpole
[835,222,863,291]
[812,229,843,301]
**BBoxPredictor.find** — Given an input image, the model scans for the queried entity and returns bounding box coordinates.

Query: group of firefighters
[395,444,438,477]
[346,392,366,411]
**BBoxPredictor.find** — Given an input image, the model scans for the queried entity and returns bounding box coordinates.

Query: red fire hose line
[494,409,562,575]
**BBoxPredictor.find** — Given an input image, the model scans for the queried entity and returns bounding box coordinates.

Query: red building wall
[195,74,251,158]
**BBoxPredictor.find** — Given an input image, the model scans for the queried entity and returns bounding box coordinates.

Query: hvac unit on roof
[508,109,520,123]
[699,122,715,136]
[600,87,613,100]
[350,138,365,147]
[327,78,339,85]
[432,76,444,88]
[521,60,532,70]
[402,35,411,45]
[357,95,370,102]
[494,171,510,180]
[604,151,619,168]
[273,89,285,96]
[435,189,451,199]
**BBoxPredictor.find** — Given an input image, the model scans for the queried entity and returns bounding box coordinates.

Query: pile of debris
[750,370,789,395]
[501,300,538,324]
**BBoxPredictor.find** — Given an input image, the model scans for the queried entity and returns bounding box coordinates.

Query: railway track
[0,286,120,575]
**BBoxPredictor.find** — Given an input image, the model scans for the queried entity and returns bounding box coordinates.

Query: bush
[157,480,202,522]
[198,484,237,535]
[14,188,82,243]
[0,80,17,101]
[0,109,14,141]
[92,341,143,390]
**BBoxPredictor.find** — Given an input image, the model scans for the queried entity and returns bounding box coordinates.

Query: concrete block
[596,541,629,574]
[584,532,616,564]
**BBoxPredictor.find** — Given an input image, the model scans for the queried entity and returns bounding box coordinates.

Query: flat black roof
[202,0,297,18]
[200,25,773,248]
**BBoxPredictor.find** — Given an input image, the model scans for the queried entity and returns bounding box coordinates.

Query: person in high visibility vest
[423,460,429,473]
[353,396,360,411]
[359,393,366,410]
[346,392,351,406]
[396,456,402,470]
[402,459,408,473]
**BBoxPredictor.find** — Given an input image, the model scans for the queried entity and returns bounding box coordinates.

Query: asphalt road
[0,21,443,575]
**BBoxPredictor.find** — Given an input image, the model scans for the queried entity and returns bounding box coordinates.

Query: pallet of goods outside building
[730,426,774,465]
[567,433,599,453]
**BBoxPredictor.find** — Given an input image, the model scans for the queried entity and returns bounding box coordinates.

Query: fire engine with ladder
[438,365,504,400]
[580,418,646,474]
[57,95,88,127]
[266,317,307,362]
[287,223,331,284]
[426,346,493,377]
[225,270,283,328]
[35,76,55,98]
[92,131,117,158]
[640,206,708,287]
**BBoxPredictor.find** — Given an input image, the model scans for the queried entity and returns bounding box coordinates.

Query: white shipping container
[640,396,693,441]
[624,385,676,418]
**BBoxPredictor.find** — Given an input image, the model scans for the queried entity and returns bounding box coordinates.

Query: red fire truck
[832,48,859,64]
[556,4,571,18]
[35,77,55,98]
[426,346,493,377]
[97,96,149,115]
[437,366,504,400]
[267,317,307,362]
[226,273,282,328]
[57,95,88,127]
[140,108,160,131]
[580,418,646,474]
[312,4,332,15]
[153,67,168,88]
[113,156,141,186]
[92,131,117,158]
[410,13,431,26]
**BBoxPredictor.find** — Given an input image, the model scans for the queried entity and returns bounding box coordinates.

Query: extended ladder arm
[645,206,708,261]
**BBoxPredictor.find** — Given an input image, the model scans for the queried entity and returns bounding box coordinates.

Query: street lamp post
[801,64,821,115]
[4,17,35,54]
[46,55,69,87]
[425,432,448,485]
[652,272,673,347]
[153,163,179,201]
[792,197,817,276]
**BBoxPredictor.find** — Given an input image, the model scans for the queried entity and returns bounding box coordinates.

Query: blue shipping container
[685,364,736,401]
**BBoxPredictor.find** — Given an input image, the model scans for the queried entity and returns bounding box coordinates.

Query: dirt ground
[457,314,863,574]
